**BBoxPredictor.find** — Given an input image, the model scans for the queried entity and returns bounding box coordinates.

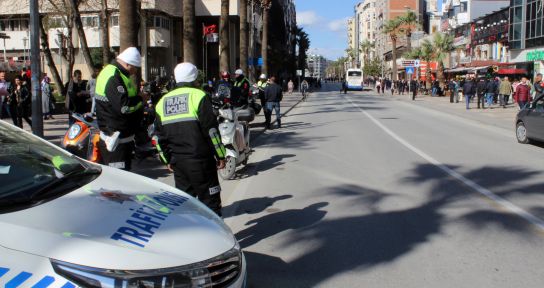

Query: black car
[516,96,544,143]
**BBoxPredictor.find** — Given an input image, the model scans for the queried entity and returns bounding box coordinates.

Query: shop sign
[526,50,544,61]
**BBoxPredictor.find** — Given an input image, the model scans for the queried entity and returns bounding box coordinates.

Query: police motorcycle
[249,85,263,115]
[62,113,101,163]
[212,83,255,180]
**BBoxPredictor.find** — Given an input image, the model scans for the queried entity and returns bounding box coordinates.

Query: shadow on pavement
[240,163,544,287]
[223,195,293,218]
[233,154,296,179]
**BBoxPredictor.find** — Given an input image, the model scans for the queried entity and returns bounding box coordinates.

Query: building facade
[509,0,544,77]
[307,54,328,79]
[0,0,296,83]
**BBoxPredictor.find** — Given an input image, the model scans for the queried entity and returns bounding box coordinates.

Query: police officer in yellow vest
[154,63,226,216]
[95,47,146,171]
[232,69,251,107]
[257,73,268,108]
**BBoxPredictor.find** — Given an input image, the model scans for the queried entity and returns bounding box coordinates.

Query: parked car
[516,96,544,144]
[0,121,246,288]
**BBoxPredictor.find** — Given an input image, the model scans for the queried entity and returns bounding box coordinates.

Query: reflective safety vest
[234,77,250,88]
[155,87,226,161]
[155,87,205,125]
[257,80,268,89]
[95,64,140,114]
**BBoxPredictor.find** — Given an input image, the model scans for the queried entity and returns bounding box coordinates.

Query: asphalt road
[219,83,544,287]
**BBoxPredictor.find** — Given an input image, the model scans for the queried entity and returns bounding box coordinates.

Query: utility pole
[29,0,43,137]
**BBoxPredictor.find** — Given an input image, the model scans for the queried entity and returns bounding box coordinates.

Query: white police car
[0,121,246,287]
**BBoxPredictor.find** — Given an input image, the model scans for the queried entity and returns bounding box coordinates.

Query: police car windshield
[0,122,92,205]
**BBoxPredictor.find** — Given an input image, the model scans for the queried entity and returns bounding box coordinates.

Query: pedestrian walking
[0,70,10,120]
[95,47,147,171]
[462,76,476,110]
[515,77,531,110]
[41,75,54,120]
[498,76,512,108]
[154,62,226,217]
[287,79,294,95]
[448,79,456,103]
[410,78,417,100]
[376,79,381,94]
[88,66,100,115]
[7,76,32,128]
[485,78,496,108]
[533,73,544,100]
[264,76,283,129]
[476,77,487,109]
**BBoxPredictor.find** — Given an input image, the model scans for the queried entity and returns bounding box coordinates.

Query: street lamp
[22,36,28,67]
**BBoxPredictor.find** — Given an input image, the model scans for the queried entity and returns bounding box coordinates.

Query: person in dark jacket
[154,62,226,216]
[533,73,544,100]
[462,76,476,110]
[264,76,283,129]
[66,69,89,125]
[410,78,417,100]
[485,78,496,108]
[476,78,487,109]
[95,47,146,171]
[7,76,32,128]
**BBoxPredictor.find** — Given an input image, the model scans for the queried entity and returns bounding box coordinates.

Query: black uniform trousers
[171,156,222,216]
[98,139,134,171]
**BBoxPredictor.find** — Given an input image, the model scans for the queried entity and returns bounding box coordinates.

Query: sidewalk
[15,91,304,147]
[366,90,518,131]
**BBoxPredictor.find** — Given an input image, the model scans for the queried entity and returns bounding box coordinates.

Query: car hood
[0,166,236,270]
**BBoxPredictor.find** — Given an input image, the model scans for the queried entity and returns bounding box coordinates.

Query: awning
[497,68,527,75]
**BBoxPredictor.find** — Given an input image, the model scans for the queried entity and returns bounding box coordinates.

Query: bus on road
[346,69,363,91]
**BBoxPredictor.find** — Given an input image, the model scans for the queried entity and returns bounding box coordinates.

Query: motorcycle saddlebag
[236,108,255,123]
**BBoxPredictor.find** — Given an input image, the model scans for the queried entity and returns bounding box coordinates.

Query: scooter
[213,88,255,180]
[249,86,263,115]
[62,113,101,163]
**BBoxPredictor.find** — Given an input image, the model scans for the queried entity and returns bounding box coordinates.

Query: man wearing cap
[95,47,146,170]
[154,62,226,216]
[232,69,251,107]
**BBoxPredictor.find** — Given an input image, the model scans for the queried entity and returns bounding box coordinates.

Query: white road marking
[346,95,544,232]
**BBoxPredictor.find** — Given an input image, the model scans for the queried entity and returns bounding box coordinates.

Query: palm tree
[260,0,272,75]
[432,33,455,87]
[183,0,196,63]
[296,26,310,78]
[345,47,357,68]
[219,0,230,72]
[399,10,418,52]
[359,40,375,66]
[382,18,402,81]
[119,0,138,50]
[239,0,248,74]
[420,40,434,90]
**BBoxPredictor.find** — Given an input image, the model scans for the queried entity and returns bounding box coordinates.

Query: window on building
[81,16,99,28]
[110,15,119,27]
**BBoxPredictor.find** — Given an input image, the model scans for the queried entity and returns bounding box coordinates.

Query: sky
[295,0,361,61]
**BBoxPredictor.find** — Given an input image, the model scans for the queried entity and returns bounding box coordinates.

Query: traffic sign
[414,60,420,67]
[406,67,415,74]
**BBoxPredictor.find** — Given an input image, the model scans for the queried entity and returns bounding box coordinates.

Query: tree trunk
[261,7,269,75]
[406,31,412,52]
[391,36,397,81]
[426,60,431,90]
[239,0,248,75]
[119,0,138,50]
[100,0,111,65]
[39,16,64,95]
[183,0,196,63]
[69,0,94,73]
[219,0,230,72]
[438,60,445,88]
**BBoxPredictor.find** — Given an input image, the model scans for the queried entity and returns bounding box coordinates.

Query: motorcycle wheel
[219,156,237,180]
